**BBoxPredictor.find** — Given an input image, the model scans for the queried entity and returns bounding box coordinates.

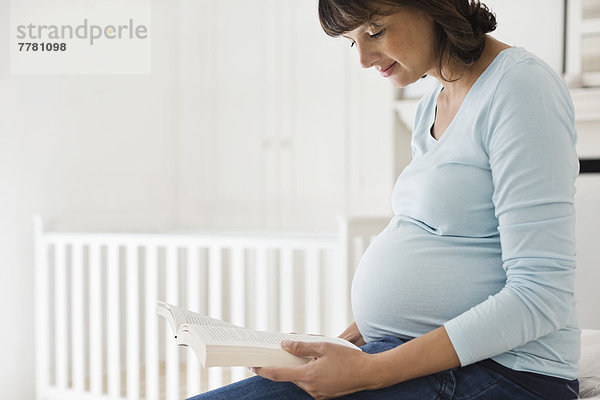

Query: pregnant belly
[351,217,505,343]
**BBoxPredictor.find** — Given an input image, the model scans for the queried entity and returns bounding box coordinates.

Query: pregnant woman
[190,1,580,399]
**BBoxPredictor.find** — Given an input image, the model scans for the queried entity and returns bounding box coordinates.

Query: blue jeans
[187,336,543,399]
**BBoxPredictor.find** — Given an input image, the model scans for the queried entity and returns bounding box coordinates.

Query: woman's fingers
[253,365,304,382]
[282,340,327,357]
[253,341,325,382]
[255,341,374,399]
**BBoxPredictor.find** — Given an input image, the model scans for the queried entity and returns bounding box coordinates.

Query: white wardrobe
[174,0,397,231]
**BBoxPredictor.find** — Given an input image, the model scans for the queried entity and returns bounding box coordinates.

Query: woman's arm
[443,63,579,367]
[368,325,459,388]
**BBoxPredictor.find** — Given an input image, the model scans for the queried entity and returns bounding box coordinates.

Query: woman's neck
[435,36,511,104]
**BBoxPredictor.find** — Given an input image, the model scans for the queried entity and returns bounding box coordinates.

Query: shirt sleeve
[443,59,580,366]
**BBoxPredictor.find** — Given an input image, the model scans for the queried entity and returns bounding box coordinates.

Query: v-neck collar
[426,46,514,146]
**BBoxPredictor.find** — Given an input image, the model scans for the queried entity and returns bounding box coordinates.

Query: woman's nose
[357,45,378,69]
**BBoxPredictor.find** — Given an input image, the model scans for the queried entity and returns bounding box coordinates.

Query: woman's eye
[370,29,385,39]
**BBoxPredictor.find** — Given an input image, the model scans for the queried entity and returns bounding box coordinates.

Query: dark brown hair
[318,0,497,81]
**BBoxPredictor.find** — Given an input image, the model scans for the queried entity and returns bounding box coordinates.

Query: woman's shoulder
[482,47,577,148]
[486,47,570,99]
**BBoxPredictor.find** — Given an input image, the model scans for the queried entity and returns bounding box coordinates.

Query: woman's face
[343,7,437,87]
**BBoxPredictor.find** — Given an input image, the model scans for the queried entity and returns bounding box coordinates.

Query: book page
[156,302,177,334]
[173,306,239,328]
[159,302,239,330]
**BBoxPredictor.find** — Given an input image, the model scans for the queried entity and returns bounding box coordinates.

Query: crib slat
[230,247,246,383]
[88,244,102,395]
[126,244,140,400]
[268,249,279,331]
[71,244,85,391]
[145,245,159,400]
[254,247,269,330]
[323,248,343,335]
[304,248,320,334]
[230,247,245,327]
[54,243,68,389]
[107,244,121,397]
[208,246,223,319]
[208,246,223,390]
[186,246,202,397]
[280,248,294,332]
[198,248,209,315]
[35,230,50,397]
[165,245,180,400]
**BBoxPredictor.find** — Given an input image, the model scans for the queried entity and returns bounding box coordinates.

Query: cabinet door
[176,0,395,229]
[268,0,396,227]
[276,0,347,228]
[177,0,267,229]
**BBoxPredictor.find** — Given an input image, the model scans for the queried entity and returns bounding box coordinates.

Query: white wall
[0,1,180,399]
[485,0,565,73]
[575,175,600,330]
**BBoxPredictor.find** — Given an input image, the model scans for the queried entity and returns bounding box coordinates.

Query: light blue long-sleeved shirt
[351,47,580,379]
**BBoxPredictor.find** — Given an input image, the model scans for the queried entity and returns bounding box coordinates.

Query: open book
[156,302,361,368]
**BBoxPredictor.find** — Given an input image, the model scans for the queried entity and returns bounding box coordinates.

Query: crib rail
[34,216,388,400]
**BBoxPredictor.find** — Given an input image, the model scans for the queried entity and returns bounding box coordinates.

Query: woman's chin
[388,76,412,88]
[388,73,427,89]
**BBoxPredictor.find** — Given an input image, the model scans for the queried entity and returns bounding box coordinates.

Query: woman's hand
[338,321,366,346]
[254,326,460,399]
[253,340,378,400]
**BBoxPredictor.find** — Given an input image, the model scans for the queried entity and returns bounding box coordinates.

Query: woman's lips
[380,62,397,78]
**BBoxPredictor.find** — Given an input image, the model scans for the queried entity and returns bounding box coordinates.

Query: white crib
[33,216,389,400]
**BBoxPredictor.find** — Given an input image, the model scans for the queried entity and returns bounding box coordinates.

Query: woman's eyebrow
[367,20,384,29]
